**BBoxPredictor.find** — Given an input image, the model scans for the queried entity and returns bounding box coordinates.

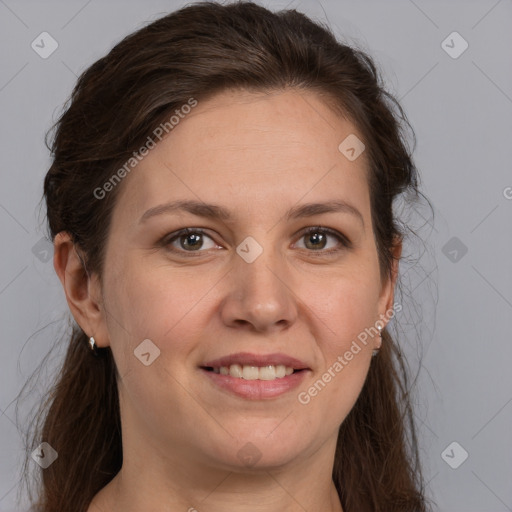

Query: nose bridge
[225,232,296,330]
[236,233,284,300]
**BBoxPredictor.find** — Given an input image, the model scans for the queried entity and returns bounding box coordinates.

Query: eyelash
[160,226,351,257]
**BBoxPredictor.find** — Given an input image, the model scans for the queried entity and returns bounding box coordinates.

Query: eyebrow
[139,199,365,229]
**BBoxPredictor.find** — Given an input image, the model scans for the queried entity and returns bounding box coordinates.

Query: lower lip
[200,368,309,400]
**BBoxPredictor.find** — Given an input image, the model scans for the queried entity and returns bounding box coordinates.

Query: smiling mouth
[201,364,305,380]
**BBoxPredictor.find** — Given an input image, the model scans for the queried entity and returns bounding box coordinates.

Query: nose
[220,240,298,333]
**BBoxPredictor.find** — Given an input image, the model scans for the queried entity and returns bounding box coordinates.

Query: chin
[206,432,306,472]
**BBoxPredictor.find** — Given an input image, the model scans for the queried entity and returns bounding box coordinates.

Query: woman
[21,1,434,511]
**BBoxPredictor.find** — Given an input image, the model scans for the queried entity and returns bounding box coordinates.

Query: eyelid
[160,228,220,254]
[160,226,351,255]
[298,226,352,250]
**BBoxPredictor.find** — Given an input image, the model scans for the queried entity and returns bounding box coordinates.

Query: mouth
[198,352,311,399]
[200,364,306,381]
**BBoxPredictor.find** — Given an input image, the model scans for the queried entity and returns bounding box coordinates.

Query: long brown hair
[17,2,435,511]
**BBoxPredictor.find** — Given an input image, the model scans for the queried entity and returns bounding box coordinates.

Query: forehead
[113,88,370,224]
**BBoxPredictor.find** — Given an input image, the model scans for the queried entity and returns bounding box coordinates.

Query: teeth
[213,364,295,380]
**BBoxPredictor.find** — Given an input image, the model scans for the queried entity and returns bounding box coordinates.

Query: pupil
[306,232,325,250]
[183,233,202,250]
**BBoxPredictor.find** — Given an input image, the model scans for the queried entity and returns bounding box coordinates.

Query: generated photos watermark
[93,97,198,200]
[297,302,402,405]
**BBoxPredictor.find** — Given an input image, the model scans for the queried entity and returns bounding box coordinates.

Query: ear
[53,231,110,348]
[377,235,402,323]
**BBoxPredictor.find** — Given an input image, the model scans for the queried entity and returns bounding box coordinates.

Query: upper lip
[201,352,310,370]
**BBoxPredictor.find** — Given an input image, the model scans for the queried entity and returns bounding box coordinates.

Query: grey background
[1,1,511,511]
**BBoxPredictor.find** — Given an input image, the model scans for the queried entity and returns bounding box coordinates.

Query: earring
[372,325,383,357]
[88,336,99,356]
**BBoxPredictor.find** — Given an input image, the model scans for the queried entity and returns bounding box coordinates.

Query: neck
[89,436,344,512]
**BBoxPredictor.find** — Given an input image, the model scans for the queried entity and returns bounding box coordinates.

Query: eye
[294,226,351,254]
[162,228,220,254]
[160,226,351,257]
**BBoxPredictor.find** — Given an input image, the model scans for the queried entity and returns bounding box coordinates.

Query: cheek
[310,267,380,342]
[102,257,216,366]
[301,300,375,428]
[304,274,378,410]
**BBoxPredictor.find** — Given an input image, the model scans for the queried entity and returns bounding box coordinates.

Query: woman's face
[94,88,398,472]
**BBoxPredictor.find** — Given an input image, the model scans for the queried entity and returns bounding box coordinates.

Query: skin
[54,88,401,512]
